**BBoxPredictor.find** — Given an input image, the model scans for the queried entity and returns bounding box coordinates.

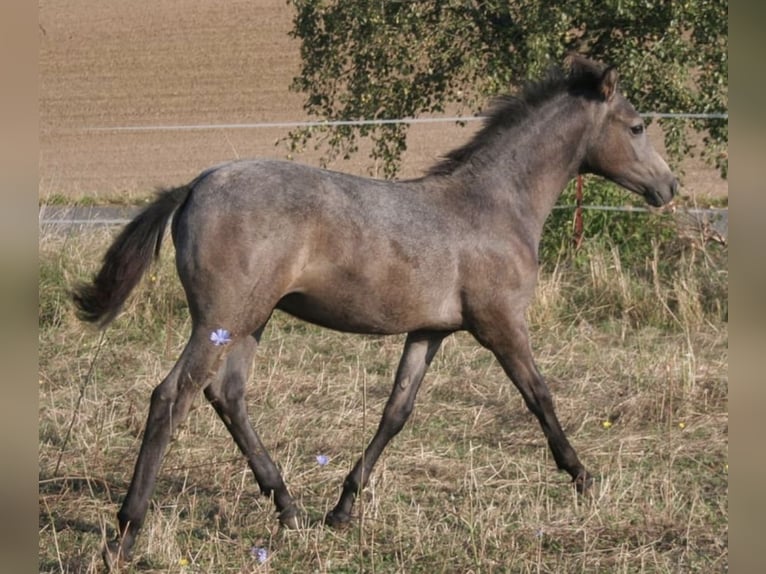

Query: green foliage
[540,177,677,270]
[288,0,727,178]
[536,177,728,328]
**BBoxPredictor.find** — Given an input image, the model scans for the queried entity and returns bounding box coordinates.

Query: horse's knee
[149,377,178,410]
[222,372,247,404]
[204,369,246,409]
[203,377,223,404]
[523,377,557,415]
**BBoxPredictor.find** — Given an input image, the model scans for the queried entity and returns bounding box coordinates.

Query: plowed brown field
[38,1,726,202]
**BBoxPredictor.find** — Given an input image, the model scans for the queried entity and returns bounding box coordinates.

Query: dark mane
[427,62,606,177]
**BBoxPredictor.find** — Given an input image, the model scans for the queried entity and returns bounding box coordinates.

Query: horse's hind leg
[325,330,447,527]
[103,327,235,568]
[203,328,299,527]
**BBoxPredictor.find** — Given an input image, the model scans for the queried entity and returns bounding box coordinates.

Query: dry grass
[39,227,727,573]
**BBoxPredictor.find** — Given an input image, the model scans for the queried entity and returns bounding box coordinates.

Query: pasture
[39,225,727,572]
[38,2,727,571]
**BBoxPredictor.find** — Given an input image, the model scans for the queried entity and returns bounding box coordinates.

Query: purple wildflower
[210,328,232,346]
[316,454,330,466]
[250,546,268,564]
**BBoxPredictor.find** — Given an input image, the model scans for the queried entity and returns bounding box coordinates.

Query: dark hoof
[324,508,352,529]
[102,539,131,571]
[278,507,302,530]
[573,470,594,494]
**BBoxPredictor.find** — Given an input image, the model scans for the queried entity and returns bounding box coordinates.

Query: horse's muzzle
[645,177,678,207]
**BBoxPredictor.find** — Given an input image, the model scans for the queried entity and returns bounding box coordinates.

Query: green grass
[39,227,727,573]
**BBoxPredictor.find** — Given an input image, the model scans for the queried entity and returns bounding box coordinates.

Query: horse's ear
[564,53,596,76]
[599,66,619,102]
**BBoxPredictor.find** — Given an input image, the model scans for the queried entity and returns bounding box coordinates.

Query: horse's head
[575,56,678,207]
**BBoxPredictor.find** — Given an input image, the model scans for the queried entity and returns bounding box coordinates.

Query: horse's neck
[475,96,594,242]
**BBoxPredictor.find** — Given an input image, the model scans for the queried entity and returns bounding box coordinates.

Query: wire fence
[38,198,728,243]
[82,111,727,133]
[61,111,728,242]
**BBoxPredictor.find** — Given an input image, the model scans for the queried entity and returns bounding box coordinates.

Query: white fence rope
[81,112,727,133]
[38,205,727,229]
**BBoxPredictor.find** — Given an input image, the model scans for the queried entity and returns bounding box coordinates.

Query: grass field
[38,224,727,573]
[38,2,728,571]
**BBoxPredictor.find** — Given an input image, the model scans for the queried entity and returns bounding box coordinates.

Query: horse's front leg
[325,330,448,527]
[471,313,592,492]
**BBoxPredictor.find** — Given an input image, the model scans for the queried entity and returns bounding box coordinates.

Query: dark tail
[72,184,192,328]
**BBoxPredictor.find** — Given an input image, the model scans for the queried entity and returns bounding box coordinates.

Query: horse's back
[180,159,417,228]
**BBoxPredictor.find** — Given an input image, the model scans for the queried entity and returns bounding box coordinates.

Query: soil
[38,0,727,203]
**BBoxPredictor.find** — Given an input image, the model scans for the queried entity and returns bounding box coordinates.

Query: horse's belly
[276,286,461,335]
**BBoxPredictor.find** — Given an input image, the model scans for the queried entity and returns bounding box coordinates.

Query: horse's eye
[630,124,645,136]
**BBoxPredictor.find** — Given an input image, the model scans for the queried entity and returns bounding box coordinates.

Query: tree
[287,0,727,179]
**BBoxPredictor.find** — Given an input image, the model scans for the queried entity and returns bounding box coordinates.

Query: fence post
[573,175,584,250]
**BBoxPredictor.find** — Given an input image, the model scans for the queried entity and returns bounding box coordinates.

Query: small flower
[179,557,190,567]
[250,546,268,564]
[316,454,329,466]
[678,421,686,429]
[601,420,613,429]
[210,328,232,346]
